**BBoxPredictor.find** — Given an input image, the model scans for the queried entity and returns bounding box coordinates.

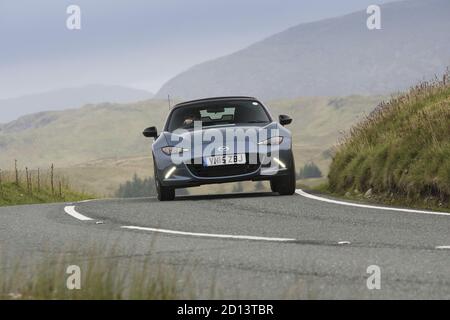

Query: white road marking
[435,246,450,250]
[296,189,450,217]
[77,199,94,203]
[64,206,93,221]
[121,226,296,242]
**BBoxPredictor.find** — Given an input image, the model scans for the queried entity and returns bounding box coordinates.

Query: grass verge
[0,248,196,300]
[0,182,91,207]
[0,162,94,206]
[309,182,450,213]
[328,72,450,210]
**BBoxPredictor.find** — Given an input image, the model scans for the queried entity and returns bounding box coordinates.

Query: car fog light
[165,166,177,179]
[273,157,286,169]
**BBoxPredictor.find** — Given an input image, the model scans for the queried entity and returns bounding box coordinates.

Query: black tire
[270,179,279,193]
[270,162,296,196]
[155,178,175,201]
[153,157,175,201]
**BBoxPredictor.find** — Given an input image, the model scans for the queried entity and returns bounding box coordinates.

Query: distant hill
[328,75,450,209]
[156,0,450,100]
[0,85,153,123]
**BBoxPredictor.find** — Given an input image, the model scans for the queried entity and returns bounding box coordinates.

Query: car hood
[157,122,290,159]
[163,122,284,145]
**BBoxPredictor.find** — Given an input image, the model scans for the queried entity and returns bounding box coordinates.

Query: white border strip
[296,189,450,217]
[64,205,93,221]
[121,226,296,242]
[77,199,94,203]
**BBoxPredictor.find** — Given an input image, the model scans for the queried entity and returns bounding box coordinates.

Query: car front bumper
[155,148,294,188]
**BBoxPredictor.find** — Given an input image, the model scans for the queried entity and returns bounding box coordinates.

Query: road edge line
[64,205,93,221]
[295,189,450,217]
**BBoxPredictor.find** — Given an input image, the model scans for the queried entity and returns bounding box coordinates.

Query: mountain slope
[156,0,450,100]
[328,74,450,209]
[0,85,153,123]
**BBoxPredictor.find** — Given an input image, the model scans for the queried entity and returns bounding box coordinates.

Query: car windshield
[166,100,271,132]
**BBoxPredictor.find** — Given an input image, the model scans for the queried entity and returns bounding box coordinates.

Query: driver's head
[183,112,200,126]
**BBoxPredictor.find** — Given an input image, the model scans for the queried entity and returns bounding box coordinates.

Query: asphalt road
[0,190,449,299]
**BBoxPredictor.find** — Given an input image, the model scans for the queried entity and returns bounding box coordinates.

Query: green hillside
[328,75,450,209]
[0,96,382,195]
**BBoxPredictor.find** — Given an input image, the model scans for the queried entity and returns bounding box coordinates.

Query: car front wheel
[270,163,296,196]
[154,158,175,201]
[155,178,175,201]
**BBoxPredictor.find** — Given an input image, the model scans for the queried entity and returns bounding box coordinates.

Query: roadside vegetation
[328,72,450,209]
[116,174,157,198]
[297,162,323,179]
[0,247,331,300]
[0,248,197,300]
[0,161,92,206]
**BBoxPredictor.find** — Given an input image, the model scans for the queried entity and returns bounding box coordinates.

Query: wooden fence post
[29,171,33,195]
[14,159,19,186]
[37,168,41,192]
[51,164,55,195]
[25,167,30,193]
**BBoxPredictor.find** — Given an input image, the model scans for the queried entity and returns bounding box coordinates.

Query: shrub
[115,174,157,198]
[298,162,323,179]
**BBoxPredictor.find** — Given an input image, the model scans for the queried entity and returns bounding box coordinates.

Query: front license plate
[205,154,246,167]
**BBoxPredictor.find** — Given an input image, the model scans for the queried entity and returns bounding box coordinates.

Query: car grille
[186,154,260,178]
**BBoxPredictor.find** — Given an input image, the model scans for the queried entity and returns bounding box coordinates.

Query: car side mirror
[143,126,158,138]
[279,114,292,126]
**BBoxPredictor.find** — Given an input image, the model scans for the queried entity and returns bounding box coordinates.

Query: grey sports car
[143,96,296,201]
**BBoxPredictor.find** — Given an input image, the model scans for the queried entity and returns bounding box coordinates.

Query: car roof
[172,96,258,109]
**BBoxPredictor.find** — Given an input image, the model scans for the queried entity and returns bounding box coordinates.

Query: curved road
[1,190,449,299]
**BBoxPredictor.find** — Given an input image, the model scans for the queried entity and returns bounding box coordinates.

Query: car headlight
[161,146,189,155]
[258,136,283,145]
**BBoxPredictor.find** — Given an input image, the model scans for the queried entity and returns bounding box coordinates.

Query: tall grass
[0,248,196,300]
[0,160,92,206]
[328,71,450,209]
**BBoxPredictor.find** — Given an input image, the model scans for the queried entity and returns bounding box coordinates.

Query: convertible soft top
[173,96,258,109]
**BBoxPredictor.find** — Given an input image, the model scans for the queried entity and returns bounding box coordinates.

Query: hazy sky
[0,0,396,99]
